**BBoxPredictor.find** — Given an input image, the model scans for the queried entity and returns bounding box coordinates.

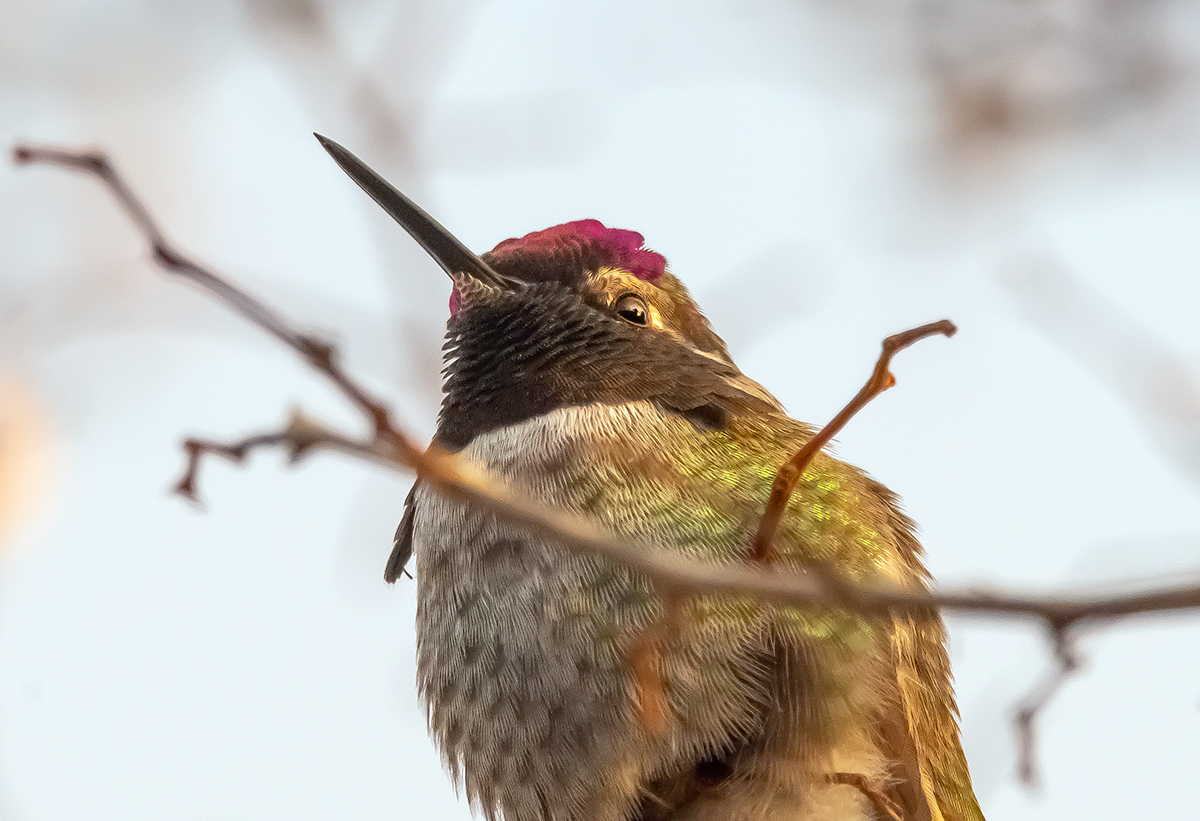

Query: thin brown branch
[1014,624,1081,788]
[173,410,378,502]
[12,142,398,440]
[751,320,956,565]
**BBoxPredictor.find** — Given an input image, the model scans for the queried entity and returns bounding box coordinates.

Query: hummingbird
[317,135,984,821]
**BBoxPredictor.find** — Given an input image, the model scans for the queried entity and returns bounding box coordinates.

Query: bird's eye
[614,294,649,326]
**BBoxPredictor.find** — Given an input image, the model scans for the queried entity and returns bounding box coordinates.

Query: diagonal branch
[12,143,399,440]
[1014,623,1081,788]
[751,320,957,566]
[173,409,381,502]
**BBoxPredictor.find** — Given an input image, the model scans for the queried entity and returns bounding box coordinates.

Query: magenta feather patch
[485,219,667,283]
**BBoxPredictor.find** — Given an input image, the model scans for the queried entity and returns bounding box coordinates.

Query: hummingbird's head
[475,219,733,364]
[318,135,779,449]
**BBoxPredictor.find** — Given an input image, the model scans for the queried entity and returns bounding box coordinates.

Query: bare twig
[11,143,400,442]
[751,320,956,566]
[1014,624,1082,788]
[173,409,380,502]
[16,142,1200,790]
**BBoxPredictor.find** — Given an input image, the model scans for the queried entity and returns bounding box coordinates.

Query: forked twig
[1014,624,1081,788]
[173,410,382,502]
[12,143,400,441]
[751,320,956,566]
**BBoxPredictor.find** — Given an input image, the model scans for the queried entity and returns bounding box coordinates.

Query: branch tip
[751,319,958,565]
[1013,625,1082,788]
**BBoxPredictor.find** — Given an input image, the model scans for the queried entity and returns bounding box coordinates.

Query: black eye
[614,294,649,326]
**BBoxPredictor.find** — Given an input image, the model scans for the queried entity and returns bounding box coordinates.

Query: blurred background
[3,0,1200,818]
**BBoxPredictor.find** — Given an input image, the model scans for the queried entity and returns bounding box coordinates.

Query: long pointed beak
[315,134,512,289]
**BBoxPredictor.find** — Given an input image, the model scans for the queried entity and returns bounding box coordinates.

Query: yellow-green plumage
[500,402,984,821]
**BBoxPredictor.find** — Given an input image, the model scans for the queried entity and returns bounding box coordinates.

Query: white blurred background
[3,0,1200,819]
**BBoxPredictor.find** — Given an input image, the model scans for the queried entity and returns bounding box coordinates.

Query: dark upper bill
[315,133,513,290]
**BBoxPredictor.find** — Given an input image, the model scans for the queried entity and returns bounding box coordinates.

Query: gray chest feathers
[409,402,882,821]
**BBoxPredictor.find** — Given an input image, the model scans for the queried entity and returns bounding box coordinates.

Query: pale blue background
[3,1,1200,819]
